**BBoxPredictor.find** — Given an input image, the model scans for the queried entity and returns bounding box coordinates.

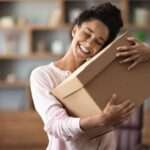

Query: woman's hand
[80,94,135,132]
[116,37,150,70]
[103,94,135,126]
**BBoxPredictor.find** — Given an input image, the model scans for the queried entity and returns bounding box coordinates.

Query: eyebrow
[86,27,105,43]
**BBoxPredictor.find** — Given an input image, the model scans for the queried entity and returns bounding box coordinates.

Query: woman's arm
[80,94,135,132]
[30,67,83,141]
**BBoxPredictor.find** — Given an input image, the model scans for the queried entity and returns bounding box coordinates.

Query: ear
[72,25,78,38]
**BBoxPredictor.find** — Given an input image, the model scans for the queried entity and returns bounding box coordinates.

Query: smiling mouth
[79,45,91,55]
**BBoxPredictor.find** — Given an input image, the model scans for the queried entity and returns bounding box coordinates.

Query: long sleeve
[30,67,83,141]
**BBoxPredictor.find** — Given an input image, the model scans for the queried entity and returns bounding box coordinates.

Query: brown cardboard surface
[51,32,150,118]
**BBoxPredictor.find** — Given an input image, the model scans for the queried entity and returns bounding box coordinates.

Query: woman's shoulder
[30,62,56,87]
[30,62,70,88]
[30,63,53,79]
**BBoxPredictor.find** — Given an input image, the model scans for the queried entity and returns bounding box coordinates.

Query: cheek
[78,32,88,41]
[72,35,79,47]
[72,33,85,48]
[91,46,103,56]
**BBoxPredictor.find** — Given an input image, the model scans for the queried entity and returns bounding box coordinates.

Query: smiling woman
[71,20,109,62]
[30,2,135,150]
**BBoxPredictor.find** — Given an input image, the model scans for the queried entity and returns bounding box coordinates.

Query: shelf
[28,24,71,31]
[0,24,71,32]
[0,0,58,2]
[128,24,150,31]
[0,52,63,60]
[0,80,28,88]
[0,25,28,32]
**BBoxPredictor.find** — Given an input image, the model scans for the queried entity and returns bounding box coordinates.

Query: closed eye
[84,30,91,37]
[95,39,103,46]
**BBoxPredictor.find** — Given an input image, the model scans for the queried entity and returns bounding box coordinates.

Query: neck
[55,47,84,72]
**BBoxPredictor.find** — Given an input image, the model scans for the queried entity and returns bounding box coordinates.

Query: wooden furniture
[0,111,48,150]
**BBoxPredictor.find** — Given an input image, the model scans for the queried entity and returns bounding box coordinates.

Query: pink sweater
[30,62,117,150]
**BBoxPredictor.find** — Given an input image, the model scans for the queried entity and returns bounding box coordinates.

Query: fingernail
[127,37,132,40]
[116,47,120,50]
[112,93,117,98]
[116,53,120,57]
[128,67,131,71]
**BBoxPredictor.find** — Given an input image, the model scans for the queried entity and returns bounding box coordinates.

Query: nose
[86,35,95,47]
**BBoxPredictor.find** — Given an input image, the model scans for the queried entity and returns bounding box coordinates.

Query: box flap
[52,32,130,99]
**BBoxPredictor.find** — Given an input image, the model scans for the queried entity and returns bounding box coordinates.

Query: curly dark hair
[72,2,123,47]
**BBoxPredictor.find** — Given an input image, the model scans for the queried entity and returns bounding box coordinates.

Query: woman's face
[71,19,109,63]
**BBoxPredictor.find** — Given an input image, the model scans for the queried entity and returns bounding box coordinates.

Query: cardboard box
[51,32,150,118]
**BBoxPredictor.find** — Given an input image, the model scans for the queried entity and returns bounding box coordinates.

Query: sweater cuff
[67,117,85,138]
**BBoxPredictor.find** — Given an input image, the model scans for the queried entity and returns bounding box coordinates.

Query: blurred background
[0,0,149,150]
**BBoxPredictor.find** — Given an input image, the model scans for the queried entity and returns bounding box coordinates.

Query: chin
[76,52,88,63]
[77,46,89,60]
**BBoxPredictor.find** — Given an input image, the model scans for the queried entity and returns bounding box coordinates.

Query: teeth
[80,45,90,54]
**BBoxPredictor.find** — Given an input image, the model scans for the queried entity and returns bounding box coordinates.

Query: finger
[119,54,140,63]
[117,46,131,51]
[108,93,117,105]
[129,44,139,49]
[111,116,130,128]
[116,49,138,57]
[122,103,135,114]
[121,109,135,120]
[118,99,132,109]
[116,51,130,57]
[128,58,141,70]
[117,37,138,52]
[127,37,138,45]
[117,45,139,53]
[113,116,130,126]
[112,121,123,128]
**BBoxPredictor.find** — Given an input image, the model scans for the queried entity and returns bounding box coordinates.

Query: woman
[30,2,136,150]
